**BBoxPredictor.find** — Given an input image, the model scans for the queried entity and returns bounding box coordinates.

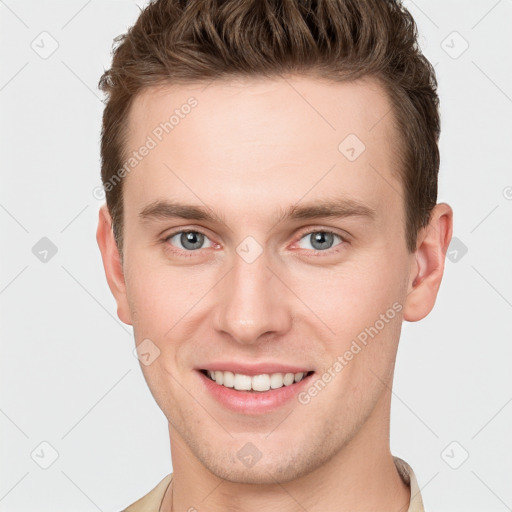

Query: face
[107,76,417,483]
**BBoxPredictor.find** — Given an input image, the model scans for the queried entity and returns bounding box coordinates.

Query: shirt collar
[123,457,425,511]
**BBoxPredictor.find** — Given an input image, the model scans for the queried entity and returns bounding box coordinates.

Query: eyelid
[162,227,217,257]
[291,227,349,253]
[294,226,350,242]
[163,225,215,241]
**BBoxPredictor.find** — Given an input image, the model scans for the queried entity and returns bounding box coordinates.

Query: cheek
[289,250,407,395]
[124,261,195,335]
[293,253,405,333]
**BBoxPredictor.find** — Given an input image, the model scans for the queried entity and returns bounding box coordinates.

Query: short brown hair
[99,0,440,254]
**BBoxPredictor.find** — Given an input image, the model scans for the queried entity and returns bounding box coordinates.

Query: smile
[200,369,314,392]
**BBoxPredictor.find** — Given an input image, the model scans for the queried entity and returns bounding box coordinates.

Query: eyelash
[162,228,348,258]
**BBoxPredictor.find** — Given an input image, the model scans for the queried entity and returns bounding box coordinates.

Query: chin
[197,443,327,485]
[207,461,307,485]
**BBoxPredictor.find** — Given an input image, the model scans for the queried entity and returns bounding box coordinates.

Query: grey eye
[297,231,342,251]
[168,231,213,251]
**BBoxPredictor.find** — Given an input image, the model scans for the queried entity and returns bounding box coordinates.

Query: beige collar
[123,456,424,511]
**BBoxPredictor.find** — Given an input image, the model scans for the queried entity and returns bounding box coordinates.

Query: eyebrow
[139,198,376,226]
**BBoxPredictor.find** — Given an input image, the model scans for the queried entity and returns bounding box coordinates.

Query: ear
[403,203,453,322]
[96,204,132,325]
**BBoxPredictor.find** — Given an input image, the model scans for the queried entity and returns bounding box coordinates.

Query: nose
[213,250,293,345]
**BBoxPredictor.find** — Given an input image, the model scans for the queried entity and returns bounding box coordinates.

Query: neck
[162,392,410,512]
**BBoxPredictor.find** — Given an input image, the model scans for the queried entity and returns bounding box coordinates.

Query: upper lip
[197,362,313,376]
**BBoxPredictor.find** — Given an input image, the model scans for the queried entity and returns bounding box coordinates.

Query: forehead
[123,75,403,226]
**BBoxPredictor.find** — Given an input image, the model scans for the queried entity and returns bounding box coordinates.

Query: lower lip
[197,370,314,414]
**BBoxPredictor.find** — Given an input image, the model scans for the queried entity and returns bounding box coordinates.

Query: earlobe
[96,204,133,325]
[403,203,453,322]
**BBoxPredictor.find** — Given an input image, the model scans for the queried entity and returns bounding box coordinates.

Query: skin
[97,75,453,511]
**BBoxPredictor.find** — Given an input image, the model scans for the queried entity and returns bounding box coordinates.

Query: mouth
[199,369,315,393]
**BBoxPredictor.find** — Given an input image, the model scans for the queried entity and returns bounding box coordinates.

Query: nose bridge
[213,248,292,344]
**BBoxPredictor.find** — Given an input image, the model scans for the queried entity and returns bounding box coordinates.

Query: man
[96,0,452,510]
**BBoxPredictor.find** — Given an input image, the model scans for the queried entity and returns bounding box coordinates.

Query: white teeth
[205,370,309,391]
[283,373,295,386]
[252,374,270,392]
[234,373,252,391]
[270,373,284,389]
[223,371,235,388]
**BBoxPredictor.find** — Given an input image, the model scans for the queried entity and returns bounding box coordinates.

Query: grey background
[1,1,511,511]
